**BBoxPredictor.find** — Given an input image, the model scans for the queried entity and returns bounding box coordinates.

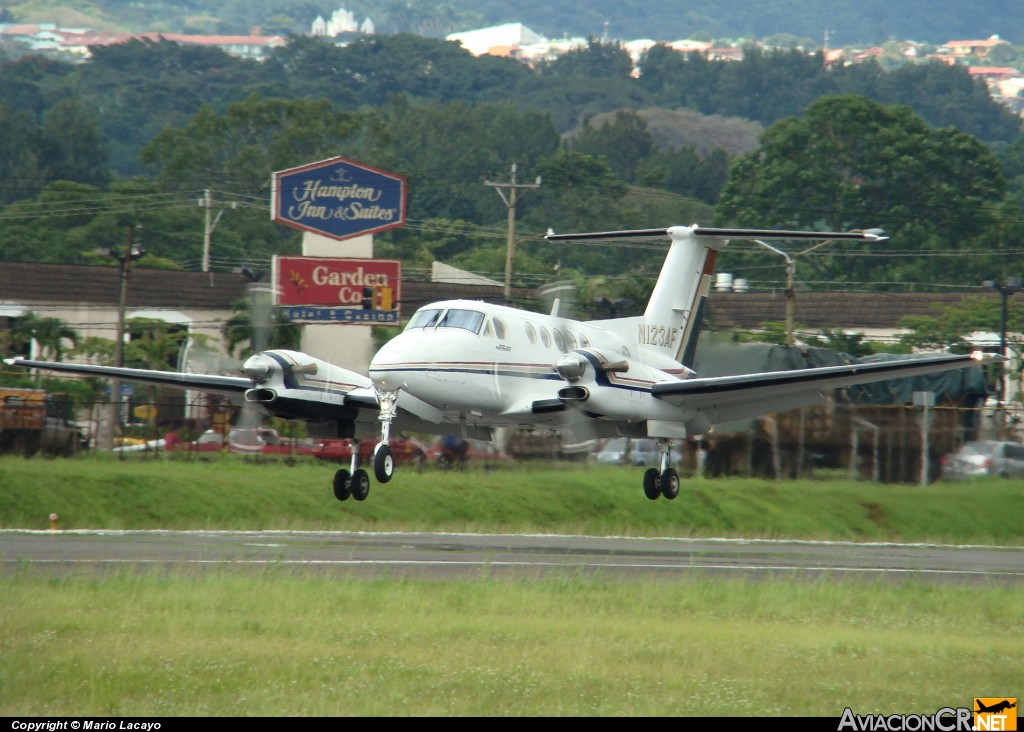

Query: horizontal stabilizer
[545,226,887,244]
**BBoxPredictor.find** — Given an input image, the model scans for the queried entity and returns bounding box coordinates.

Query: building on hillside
[312,7,375,37]
[129,33,287,60]
[446,23,547,57]
[942,36,1011,59]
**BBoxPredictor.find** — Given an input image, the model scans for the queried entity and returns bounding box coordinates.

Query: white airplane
[6,225,1000,502]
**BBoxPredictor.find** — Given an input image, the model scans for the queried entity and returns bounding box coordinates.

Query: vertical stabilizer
[641,226,729,367]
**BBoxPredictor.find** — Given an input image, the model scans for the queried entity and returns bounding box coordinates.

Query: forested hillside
[1,33,1024,304]
[5,0,1023,45]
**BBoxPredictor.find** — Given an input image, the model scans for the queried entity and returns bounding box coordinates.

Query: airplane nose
[370,337,407,390]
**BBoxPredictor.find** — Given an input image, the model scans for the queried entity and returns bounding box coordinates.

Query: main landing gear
[332,388,399,503]
[641,440,680,501]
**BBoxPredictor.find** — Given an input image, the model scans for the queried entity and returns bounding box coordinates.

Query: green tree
[124,318,190,371]
[38,99,109,185]
[898,297,1024,353]
[0,102,41,206]
[570,110,655,182]
[141,94,366,195]
[716,95,1007,285]
[7,312,78,361]
[222,298,301,359]
[635,145,730,204]
[802,328,876,356]
[538,37,634,80]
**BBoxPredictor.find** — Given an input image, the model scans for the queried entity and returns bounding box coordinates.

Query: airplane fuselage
[368,299,693,437]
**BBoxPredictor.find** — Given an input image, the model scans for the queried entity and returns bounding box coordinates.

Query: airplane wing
[3,354,490,441]
[652,352,998,425]
[3,357,251,398]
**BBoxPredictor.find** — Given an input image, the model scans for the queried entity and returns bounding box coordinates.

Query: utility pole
[485,164,541,302]
[97,226,146,450]
[200,189,235,273]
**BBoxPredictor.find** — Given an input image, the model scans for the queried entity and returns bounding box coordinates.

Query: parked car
[594,438,682,467]
[167,428,314,456]
[313,437,429,468]
[940,440,1024,479]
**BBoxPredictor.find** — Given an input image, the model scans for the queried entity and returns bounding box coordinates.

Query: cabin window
[579,334,590,348]
[437,308,485,334]
[482,320,494,337]
[566,332,577,350]
[552,328,565,352]
[406,308,442,330]
[622,346,630,358]
[492,317,507,340]
[525,322,537,345]
[540,326,551,348]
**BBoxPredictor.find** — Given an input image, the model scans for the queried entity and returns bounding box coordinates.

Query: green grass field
[2,452,1023,542]
[2,454,1022,716]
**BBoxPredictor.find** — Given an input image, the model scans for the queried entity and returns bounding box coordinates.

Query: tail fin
[545,225,887,367]
[644,226,726,367]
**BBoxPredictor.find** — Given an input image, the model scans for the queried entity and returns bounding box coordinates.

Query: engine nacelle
[240,349,372,423]
[554,348,698,424]
[557,385,590,405]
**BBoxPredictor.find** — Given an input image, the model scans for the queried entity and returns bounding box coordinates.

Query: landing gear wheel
[660,468,680,500]
[373,444,394,483]
[643,468,661,500]
[350,469,370,501]
[333,469,351,501]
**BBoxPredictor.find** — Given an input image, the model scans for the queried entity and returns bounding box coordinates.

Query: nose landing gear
[332,388,400,502]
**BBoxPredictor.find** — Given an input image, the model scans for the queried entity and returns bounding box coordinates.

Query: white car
[941,440,1024,479]
[594,438,682,467]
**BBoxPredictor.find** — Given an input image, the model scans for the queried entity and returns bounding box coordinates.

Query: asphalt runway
[2,529,1023,585]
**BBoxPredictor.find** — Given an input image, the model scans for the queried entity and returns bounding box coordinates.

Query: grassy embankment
[2,452,1023,543]
[2,454,1022,716]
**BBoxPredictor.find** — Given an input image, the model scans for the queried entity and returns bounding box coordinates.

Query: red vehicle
[313,437,428,468]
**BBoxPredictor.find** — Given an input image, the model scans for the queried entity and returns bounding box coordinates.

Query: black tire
[333,469,351,501]
[661,468,680,500]
[350,469,370,501]
[643,468,661,500]
[374,444,394,483]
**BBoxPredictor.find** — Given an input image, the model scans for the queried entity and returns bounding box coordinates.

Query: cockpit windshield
[404,307,485,335]
[437,309,485,333]
[405,308,442,330]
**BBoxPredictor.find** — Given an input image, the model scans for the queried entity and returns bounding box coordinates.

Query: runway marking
[2,528,1023,552]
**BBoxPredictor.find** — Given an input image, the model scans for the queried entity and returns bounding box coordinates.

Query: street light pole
[753,230,883,345]
[753,238,836,345]
[983,277,1021,408]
